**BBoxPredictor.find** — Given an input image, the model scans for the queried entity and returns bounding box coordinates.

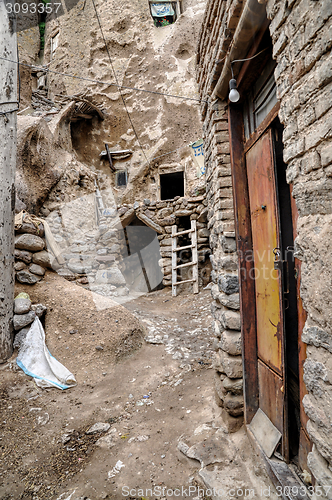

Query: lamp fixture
[229,64,240,103]
[228,47,269,103]
[229,78,240,103]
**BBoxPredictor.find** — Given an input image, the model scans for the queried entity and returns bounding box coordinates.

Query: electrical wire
[91,0,150,166]
[0,55,207,105]
[230,47,268,77]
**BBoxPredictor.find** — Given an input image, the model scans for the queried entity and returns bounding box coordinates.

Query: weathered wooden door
[246,128,287,454]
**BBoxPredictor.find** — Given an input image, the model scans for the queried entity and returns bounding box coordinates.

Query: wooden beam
[228,103,259,425]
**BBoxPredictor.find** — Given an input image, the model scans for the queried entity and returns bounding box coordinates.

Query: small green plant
[161,16,170,26]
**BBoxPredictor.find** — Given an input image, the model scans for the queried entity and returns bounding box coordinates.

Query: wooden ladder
[171,219,199,297]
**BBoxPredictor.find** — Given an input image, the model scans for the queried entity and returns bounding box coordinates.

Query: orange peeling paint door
[246,129,286,446]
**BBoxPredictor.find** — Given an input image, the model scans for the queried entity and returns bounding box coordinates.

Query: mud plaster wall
[197,0,332,484]
[38,0,206,206]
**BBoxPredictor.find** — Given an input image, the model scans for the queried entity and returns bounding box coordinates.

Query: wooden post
[0,1,17,362]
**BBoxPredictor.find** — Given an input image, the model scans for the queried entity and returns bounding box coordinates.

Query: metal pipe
[211,0,267,101]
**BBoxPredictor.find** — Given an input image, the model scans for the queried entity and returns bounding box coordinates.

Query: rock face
[41,0,206,207]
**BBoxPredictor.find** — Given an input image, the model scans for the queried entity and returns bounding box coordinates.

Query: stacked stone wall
[265,0,332,488]
[200,96,243,431]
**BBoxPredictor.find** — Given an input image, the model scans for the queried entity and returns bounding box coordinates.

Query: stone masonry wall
[196,0,245,433]
[198,0,332,486]
[265,0,332,489]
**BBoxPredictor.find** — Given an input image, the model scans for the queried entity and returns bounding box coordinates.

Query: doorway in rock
[120,217,163,294]
[228,27,310,469]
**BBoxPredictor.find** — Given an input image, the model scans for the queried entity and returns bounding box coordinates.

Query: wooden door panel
[246,130,283,375]
[258,360,284,434]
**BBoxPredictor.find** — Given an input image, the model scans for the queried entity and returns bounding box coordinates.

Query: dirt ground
[0,279,275,500]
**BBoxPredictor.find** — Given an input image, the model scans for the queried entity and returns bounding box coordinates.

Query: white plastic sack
[16,317,76,390]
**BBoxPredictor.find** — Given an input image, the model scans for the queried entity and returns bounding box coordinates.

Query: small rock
[86,422,110,434]
[133,201,140,210]
[31,303,47,318]
[69,330,78,335]
[67,260,91,274]
[13,311,36,331]
[15,234,45,252]
[57,268,76,281]
[95,345,104,351]
[16,221,44,237]
[29,264,46,276]
[32,250,53,269]
[16,270,41,285]
[14,261,27,271]
[13,327,30,349]
[144,199,151,205]
[77,277,89,284]
[14,298,31,315]
[97,248,108,256]
[14,249,32,264]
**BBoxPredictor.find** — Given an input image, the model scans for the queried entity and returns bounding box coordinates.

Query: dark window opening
[160,171,184,200]
[150,2,178,27]
[116,170,127,187]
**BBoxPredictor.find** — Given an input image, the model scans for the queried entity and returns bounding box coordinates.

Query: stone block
[218,274,239,294]
[95,268,126,286]
[16,270,41,285]
[13,311,36,330]
[220,408,244,433]
[307,420,332,464]
[219,350,243,378]
[224,393,244,417]
[221,236,236,252]
[15,222,44,237]
[29,264,46,276]
[219,330,242,356]
[198,228,209,238]
[14,261,27,271]
[67,260,91,274]
[160,238,172,246]
[303,358,328,397]
[31,303,47,319]
[14,298,31,315]
[157,208,173,218]
[212,351,225,373]
[307,446,332,494]
[158,216,176,227]
[222,377,243,395]
[218,292,240,310]
[220,257,237,271]
[15,234,45,252]
[321,142,332,167]
[302,324,332,353]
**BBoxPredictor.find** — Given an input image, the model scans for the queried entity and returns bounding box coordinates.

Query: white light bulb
[229,88,240,103]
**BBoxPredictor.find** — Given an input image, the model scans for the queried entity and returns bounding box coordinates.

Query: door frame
[228,78,310,467]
